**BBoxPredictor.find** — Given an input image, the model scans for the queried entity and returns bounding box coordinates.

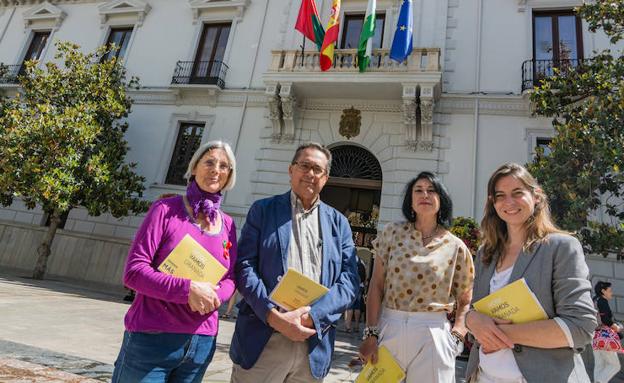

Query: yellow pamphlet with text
[473,277,548,324]
[355,346,406,383]
[269,268,329,311]
[157,234,227,285]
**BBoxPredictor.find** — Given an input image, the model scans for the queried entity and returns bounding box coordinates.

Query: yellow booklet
[157,234,227,285]
[269,268,329,311]
[356,346,406,383]
[473,277,548,323]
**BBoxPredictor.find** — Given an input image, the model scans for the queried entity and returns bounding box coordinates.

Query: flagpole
[300,34,306,66]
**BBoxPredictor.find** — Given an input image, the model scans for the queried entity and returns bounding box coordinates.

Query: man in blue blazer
[229,143,360,382]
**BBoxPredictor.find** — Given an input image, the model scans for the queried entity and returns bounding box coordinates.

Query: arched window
[321,145,382,251]
[329,145,382,181]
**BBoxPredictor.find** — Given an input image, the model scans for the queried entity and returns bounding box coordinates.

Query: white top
[479,266,525,380]
[478,267,575,380]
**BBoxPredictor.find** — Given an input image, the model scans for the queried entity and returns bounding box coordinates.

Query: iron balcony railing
[521,58,592,92]
[0,64,22,84]
[171,60,228,89]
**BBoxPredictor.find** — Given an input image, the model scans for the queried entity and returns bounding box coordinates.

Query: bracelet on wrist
[362,326,380,341]
[450,330,465,344]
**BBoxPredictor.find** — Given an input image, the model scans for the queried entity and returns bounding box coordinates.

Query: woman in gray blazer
[465,163,597,383]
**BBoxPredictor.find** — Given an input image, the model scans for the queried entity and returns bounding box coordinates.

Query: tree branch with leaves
[528,1,624,258]
[0,41,149,279]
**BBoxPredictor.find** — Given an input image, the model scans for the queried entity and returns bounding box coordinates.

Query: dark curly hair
[401,172,453,228]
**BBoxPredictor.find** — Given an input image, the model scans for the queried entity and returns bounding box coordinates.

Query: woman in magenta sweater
[112,141,238,383]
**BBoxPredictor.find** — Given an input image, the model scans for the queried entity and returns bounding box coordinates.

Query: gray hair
[291,142,332,174]
[184,140,236,191]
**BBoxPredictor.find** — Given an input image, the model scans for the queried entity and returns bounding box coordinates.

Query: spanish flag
[320,0,341,71]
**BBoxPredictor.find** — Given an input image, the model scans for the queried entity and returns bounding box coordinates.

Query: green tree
[528,1,624,258]
[0,41,149,279]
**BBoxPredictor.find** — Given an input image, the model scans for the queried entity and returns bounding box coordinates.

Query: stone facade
[0,0,622,316]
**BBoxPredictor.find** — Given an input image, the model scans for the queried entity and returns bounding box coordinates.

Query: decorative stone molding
[517,0,582,12]
[402,99,417,150]
[128,88,178,105]
[301,100,402,113]
[419,97,434,149]
[265,83,282,142]
[189,0,249,23]
[401,83,436,152]
[279,84,296,143]
[23,2,66,29]
[98,0,151,26]
[263,82,299,144]
[437,95,530,117]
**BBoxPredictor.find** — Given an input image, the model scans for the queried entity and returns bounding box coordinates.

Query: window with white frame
[19,31,51,73]
[526,128,554,160]
[101,27,134,62]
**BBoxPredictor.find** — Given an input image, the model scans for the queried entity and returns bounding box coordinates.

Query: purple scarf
[186,180,222,224]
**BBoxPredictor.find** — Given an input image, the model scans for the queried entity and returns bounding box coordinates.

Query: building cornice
[438,94,531,117]
[128,87,266,107]
[301,99,403,113]
[1,0,97,6]
[188,0,249,23]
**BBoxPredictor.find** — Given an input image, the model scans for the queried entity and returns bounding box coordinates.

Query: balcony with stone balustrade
[262,47,443,150]
[268,47,440,74]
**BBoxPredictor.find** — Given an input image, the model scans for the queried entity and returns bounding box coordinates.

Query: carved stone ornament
[339,106,361,139]
[23,2,66,29]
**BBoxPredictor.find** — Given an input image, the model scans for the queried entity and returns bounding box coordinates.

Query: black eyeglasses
[292,161,327,176]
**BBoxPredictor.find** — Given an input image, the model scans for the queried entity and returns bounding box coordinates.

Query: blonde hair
[480,163,567,265]
[184,140,236,191]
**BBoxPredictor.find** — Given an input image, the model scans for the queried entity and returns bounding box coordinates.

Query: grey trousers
[230,333,322,383]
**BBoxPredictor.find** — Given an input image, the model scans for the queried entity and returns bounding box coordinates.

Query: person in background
[112,141,238,383]
[343,258,368,333]
[359,171,474,382]
[465,163,596,383]
[221,290,240,319]
[593,281,621,383]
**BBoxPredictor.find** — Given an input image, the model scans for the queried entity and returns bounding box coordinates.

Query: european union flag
[390,0,413,63]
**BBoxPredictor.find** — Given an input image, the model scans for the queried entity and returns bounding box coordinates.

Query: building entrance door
[320,145,382,251]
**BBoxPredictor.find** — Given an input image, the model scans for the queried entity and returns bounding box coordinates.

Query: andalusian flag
[295,0,325,51]
[320,0,341,71]
[357,0,376,72]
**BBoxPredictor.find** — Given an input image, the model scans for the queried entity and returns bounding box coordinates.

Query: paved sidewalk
[7,272,619,382]
[0,273,367,382]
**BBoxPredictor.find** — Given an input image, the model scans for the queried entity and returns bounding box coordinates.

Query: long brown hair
[480,163,567,265]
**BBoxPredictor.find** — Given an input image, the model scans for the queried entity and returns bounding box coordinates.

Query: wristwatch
[362,326,380,341]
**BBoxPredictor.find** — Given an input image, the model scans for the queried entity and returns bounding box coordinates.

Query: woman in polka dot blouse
[359,171,475,382]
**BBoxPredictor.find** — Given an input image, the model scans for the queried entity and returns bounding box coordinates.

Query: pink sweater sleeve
[216,217,237,303]
[123,200,191,304]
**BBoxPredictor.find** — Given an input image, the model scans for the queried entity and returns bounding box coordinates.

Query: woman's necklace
[417,223,439,241]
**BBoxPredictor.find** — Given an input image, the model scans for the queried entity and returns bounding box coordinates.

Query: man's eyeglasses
[292,161,326,176]
[202,159,232,173]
